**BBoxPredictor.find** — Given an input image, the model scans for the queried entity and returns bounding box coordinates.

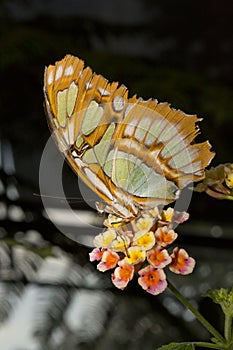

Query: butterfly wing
[44,54,214,218]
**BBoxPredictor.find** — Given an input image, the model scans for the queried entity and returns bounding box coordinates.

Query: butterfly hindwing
[44,54,215,218]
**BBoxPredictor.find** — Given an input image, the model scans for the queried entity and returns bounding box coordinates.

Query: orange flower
[112,260,134,290]
[147,246,171,268]
[169,247,195,275]
[138,266,167,295]
[155,226,177,247]
[97,250,119,272]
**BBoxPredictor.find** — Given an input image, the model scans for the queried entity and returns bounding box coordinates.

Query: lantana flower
[160,207,175,222]
[136,216,154,231]
[112,260,134,290]
[155,226,177,247]
[89,206,195,296]
[147,246,171,268]
[111,234,131,252]
[124,246,146,265]
[133,230,155,250]
[138,266,167,295]
[93,229,116,248]
[89,247,103,262]
[169,247,196,275]
[97,250,120,272]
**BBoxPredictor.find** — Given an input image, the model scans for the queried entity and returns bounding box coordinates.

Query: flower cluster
[89,207,195,295]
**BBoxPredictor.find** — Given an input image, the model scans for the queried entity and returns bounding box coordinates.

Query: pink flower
[173,211,189,224]
[112,260,134,290]
[169,247,195,275]
[147,246,172,268]
[89,248,103,262]
[138,266,167,295]
[97,250,120,272]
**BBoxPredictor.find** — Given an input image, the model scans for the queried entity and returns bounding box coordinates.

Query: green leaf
[157,342,195,350]
[203,288,233,317]
[210,337,222,344]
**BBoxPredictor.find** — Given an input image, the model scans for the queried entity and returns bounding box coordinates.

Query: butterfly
[43,54,214,219]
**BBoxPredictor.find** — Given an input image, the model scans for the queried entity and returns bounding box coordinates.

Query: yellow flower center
[127,248,146,264]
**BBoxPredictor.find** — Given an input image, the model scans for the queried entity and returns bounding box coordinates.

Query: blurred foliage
[1,17,232,164]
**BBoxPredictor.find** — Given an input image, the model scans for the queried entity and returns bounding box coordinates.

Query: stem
[224,315,232,342]
[168,281,225,344]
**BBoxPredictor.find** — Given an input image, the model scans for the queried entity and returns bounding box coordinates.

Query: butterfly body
[44,54,214,219]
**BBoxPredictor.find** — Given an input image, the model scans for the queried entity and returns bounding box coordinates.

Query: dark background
[0,0,233,349]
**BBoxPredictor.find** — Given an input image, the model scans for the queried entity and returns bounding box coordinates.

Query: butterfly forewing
[44,54,215,219]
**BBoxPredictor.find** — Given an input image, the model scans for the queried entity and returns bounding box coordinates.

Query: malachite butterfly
[43,54,214,219]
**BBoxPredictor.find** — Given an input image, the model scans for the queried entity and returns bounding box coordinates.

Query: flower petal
[89,248,103,262]
[94,229,116,248]
[161,208,174,222]
[125,246,146,265]
[169,247,195,275]
[155,226,177,247]
[148,206,160,218]
[97,250,119,272]
[136,217,154,231]
[147,246,172,268]
[173,211,189,224]
[111,234,130,252]
[138,266,167,295]
[133,230,155,250]
[112,261,134,290]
